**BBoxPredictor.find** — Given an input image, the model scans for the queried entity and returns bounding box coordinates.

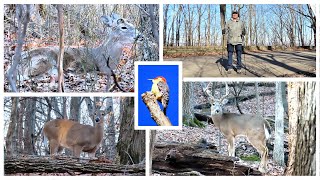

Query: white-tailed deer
[43,109,107,158]
[204,82,271,173]
[18,13,142,91]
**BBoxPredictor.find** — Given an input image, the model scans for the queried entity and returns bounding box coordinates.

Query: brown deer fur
[43,110,106,158]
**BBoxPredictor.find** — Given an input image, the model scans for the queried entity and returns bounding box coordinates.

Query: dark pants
[227,44,242,70]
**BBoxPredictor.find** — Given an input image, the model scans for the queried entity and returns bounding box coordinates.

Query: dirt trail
[164,51,316,77]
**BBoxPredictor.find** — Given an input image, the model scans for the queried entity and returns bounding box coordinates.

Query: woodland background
[3,97,145,175]
[4,4,159,92]
[151,82,316,176]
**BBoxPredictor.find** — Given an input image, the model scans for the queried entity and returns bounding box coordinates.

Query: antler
[204,82,214,101]
[219,82,230,103]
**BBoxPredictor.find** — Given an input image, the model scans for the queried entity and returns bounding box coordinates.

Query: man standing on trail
[222,11,246,74]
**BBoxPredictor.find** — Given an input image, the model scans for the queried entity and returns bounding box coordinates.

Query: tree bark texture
[286,82,316,175]
[141,92,172,126]
[117,97,145,165]
[152,142,261,176]
[4,156,145,175]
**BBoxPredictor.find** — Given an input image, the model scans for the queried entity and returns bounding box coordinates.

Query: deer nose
[95,117,100,122]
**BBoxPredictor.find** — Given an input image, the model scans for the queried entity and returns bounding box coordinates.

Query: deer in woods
[16,13,142,92]
[204,82,272,173]
[43,108,109,158]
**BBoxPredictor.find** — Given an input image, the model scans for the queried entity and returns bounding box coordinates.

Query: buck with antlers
[204,82,272,173]
[16,13,142,92]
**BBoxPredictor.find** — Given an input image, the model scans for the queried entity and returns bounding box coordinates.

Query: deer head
[204,82,230,118]
[204,82,271,173]
[43,108,109,158]
[100,13,142,69]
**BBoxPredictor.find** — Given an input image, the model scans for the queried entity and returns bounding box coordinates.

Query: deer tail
[263,119,272,140]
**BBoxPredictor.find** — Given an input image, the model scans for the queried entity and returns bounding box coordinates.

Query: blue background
[138,65,179,126]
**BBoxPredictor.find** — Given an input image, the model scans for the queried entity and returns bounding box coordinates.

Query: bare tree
[106,97,116,160]
[163,4,169,46]
[220,4,226,46]
[117,98,145,164]
[56,4,65,92]
[6,5,30,92]
[69,97,81,121]
[273,82,285,166]
[6,97,19,156]
[286,82,316,175]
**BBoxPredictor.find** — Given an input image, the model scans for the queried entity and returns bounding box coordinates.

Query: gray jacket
[225,18,246,45]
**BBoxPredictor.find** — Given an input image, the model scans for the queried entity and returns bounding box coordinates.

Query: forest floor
[164,50,316,77]
[156,125,286,176]
[154,84,286,176]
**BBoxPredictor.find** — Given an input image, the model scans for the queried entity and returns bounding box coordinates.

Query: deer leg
[49,140,59,158]
[73,145,83,159]
[257,145,268,173]
[226,136,235,157]
[87,147,97,158]
[248,137,268,173]
[57,146,64,154]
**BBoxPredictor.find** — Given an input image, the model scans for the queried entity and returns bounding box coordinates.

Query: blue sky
[165,4,313,46]
[138,65,179,126]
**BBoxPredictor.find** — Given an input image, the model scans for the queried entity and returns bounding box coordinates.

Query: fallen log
[152,142,261,176]
[4,156,145,175]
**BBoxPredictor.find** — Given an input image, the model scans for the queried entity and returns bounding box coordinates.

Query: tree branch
[141,92,172,126]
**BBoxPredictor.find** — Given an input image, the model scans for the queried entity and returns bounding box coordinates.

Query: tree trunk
[6,5,30,92]
[286,82,316,175]
[69,97,81,120]
[57,4,65,92]
[148,4,159,46]
[5,156,144,175]
[152,142,261,176]
[17,98,26,154]
[206,5,211,46]
[106,97,116,161]
[24,97,37,155]
[220,4,226,46]
[255,82,261,115]
[149,130,157,175]
[117,98,145,164]
[6,97,19,156]
[163,5,169,46]
[273,82,284,166]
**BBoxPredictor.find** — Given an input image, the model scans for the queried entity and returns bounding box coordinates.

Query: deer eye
[121,26,127,30]
[117,18,125,24]
[101,113,105,116]
[216,110,220,113]
[212,103,215,106]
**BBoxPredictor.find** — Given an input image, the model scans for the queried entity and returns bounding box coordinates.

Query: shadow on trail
[215,57,263,77]
[246,52,316,77]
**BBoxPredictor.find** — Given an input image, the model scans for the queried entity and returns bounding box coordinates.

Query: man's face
[232,13,239,19]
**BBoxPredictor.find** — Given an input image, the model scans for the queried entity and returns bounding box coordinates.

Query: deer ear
[221,99,228,105]
[101,16,115,27]
[111,13,120,21]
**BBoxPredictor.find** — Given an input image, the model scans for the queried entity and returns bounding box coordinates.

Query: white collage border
[0,0,319,179]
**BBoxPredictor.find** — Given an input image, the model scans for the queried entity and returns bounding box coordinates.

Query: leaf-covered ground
[156,83,287,176]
